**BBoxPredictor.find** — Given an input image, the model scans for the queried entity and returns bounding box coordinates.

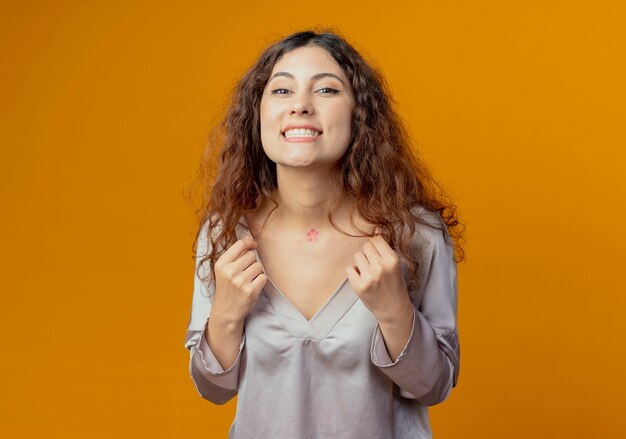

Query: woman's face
[260,46,355,169]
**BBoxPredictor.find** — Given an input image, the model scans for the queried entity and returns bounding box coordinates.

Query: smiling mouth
[282,128,323,138]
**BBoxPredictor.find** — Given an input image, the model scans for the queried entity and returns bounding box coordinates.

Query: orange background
[2,1,625,437]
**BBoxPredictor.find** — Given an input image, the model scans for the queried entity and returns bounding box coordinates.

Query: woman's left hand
[345,228,413,323]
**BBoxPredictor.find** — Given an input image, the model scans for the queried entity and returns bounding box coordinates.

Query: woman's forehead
[271,46,344,78]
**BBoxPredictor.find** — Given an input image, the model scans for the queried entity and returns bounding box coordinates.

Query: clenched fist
[211,235,268,325]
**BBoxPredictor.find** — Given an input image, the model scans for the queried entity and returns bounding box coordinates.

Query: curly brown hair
[185,28,466,296]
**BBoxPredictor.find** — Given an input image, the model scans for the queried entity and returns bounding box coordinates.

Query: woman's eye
[270,88,290,95]
[269,87,339,95]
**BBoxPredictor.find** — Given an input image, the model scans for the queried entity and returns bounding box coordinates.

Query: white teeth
[283,128,321,138]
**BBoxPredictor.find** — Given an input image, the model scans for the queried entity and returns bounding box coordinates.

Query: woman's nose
[289,95,314,115]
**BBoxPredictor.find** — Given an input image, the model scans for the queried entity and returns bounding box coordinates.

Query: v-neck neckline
[265,274,349,323]
[236,214,359,339]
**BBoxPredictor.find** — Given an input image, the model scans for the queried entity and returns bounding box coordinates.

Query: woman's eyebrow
[269,71,346,86]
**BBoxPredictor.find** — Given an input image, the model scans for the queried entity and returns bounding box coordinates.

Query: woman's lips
[281,132,323,142]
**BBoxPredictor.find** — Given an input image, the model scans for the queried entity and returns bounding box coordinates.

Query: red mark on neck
[307,228,319,242]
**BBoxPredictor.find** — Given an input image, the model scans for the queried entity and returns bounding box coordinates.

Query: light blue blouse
[184,207,460,438]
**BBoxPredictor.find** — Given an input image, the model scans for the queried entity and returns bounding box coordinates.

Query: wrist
[208,309,245,334]
[376,298,414,327]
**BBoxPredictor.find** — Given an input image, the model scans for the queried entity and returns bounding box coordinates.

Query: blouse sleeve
[184,220,245,405]
[370,211,460,406]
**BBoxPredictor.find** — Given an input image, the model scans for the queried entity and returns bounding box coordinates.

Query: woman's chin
[278,159,317,167]
[273,151,316,165]
[274,156,331,169]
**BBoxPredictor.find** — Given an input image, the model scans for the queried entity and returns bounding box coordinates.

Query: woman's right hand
[210,235,268,325]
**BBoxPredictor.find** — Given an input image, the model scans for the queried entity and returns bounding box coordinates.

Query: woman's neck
[264,165,354,236]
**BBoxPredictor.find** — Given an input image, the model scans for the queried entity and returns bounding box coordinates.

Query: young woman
[184,29,465,438]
